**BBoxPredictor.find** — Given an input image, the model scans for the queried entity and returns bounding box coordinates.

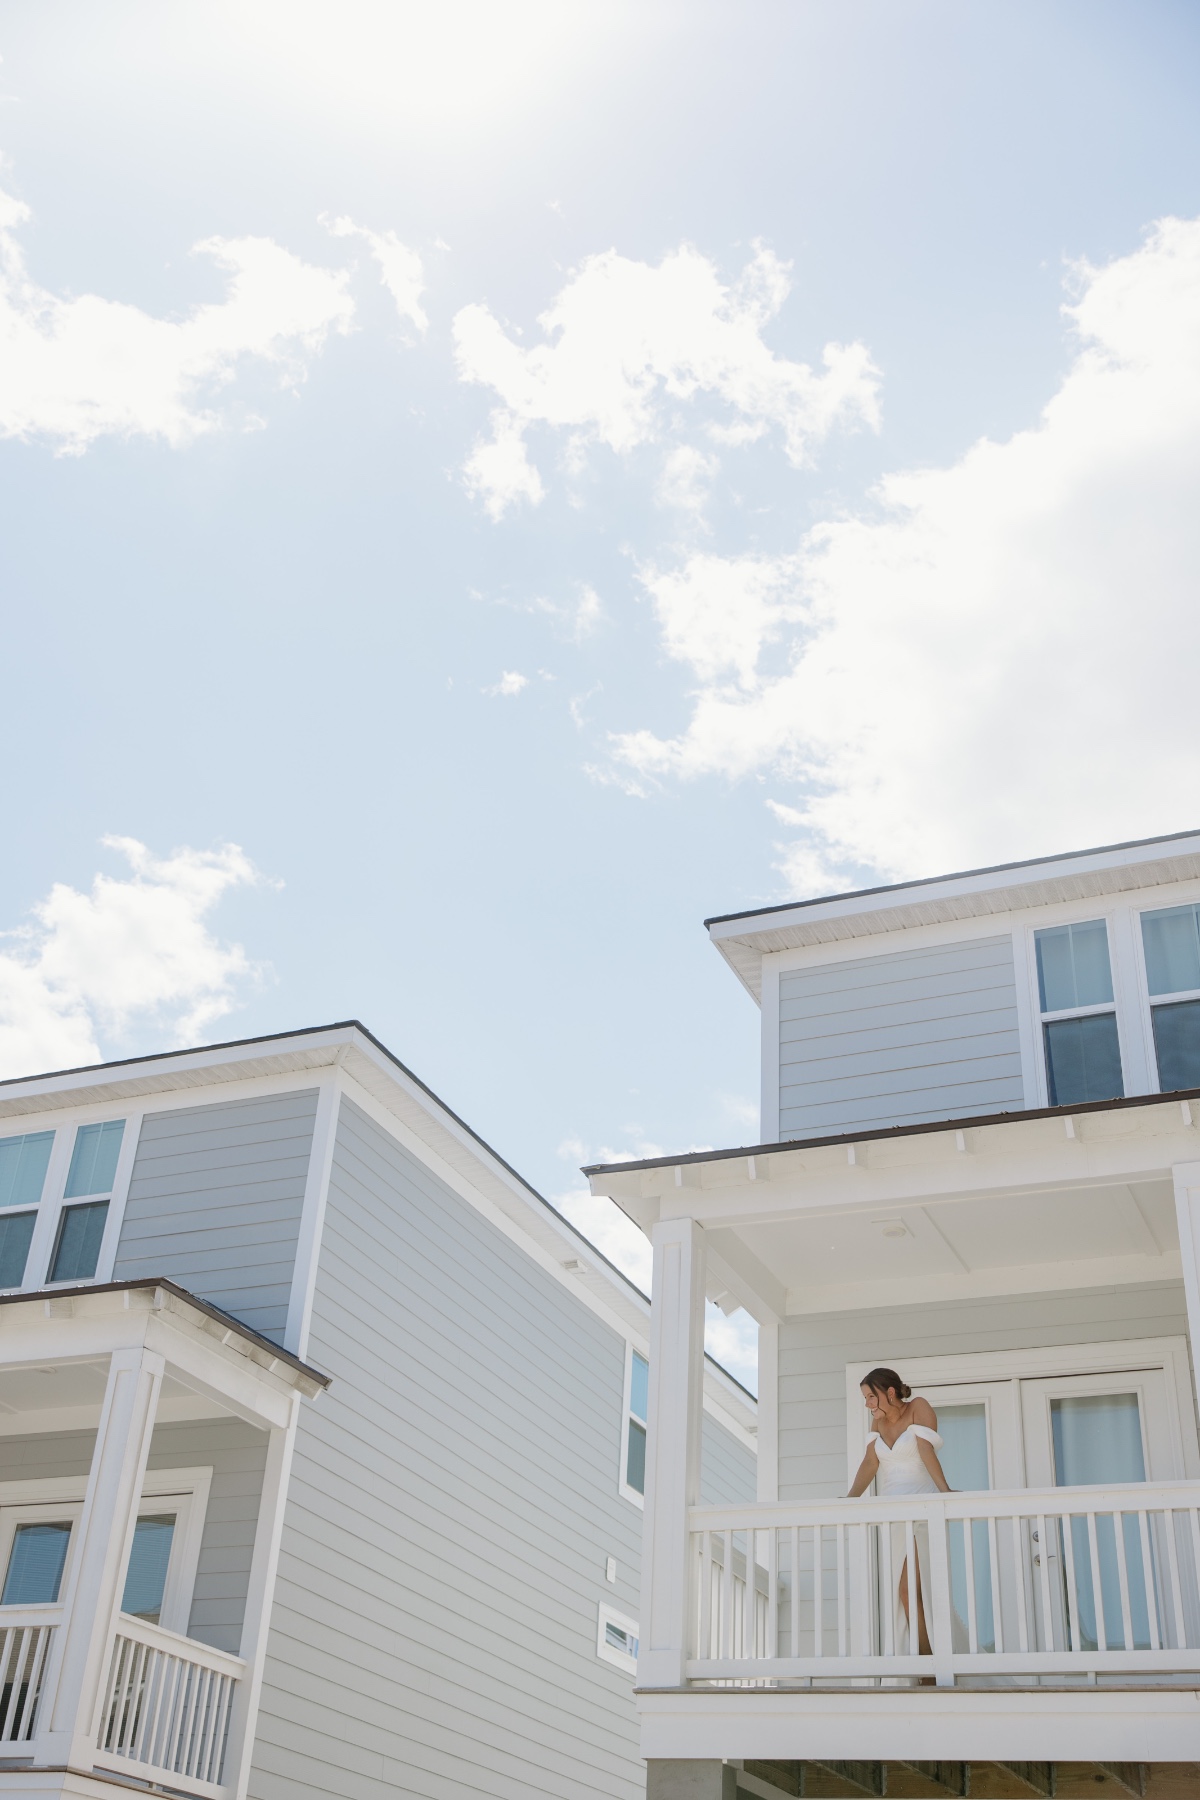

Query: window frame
[0,1107,142,1297]
[0,1467,211,1636]
[1136,898,1200,1095]
[596,1600,640,1675]
[618,1340,649,1509]
[1018,907,1148,1109]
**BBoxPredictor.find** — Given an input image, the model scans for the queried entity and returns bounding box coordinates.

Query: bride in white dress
[846,1367,953,1664]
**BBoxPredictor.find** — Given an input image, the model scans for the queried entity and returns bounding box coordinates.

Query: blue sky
[2,3,1200,1376]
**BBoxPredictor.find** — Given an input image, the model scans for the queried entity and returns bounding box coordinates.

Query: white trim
[843,1335,1199,1488]
[227,1402,298,1800]
[618,1339,647,1510]
[756,1323,778,1502]
[284,1077,341,1359]
[596,1600,639,1674]
[1009,925,1041,1107]
[13,1112,140,1297]
[760,959,780,1144]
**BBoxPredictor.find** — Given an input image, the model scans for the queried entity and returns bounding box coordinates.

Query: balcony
[689,1484,1200,1686]
[0,1279,326,1800]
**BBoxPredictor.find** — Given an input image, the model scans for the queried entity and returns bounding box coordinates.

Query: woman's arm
[916,1436,953,1492]
[847,1443,879,1497]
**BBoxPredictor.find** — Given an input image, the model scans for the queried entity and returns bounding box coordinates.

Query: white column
[40,1343,164,1767]
[756,1323,779,1503]
[640,1217,707,1689]
[1173,1162,1200,1430]
[228,1402,300,1800]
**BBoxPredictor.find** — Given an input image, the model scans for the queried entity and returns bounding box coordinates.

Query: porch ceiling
[0,1359,232,1433]
[731,1177,1178,1315]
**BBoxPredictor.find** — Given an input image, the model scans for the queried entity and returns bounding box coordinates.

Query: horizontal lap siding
[249,1098,647,1800]
[0,1420,266,1653]
[113,1090,318,1342]
[701,1410,756,1506]
[779,936,1025,1137]
[777,1281,1188,1500]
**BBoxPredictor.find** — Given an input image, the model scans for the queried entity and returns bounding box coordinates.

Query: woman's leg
[897,1557,933,1656]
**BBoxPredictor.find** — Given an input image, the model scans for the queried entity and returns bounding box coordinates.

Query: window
[596,1602,640,1673]
[1,1522,72,1605]
[121,1514,177,1623]
[1141,902,1200,1093]
[1034,920,1124,1105]
[48,1119,124,1284]
[622,1348,649,1501]
[0,1131,54,1290]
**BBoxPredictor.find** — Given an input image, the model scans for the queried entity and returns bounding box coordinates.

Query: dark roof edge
[582,1084,1200,1177]
[0,1022,657,1332]
[703,826,1200,931]
[3,1277,331,1387]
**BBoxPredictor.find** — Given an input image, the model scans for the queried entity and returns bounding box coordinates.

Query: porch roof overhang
[584,1090,1200,1323]
[0,1279,330,1433]
[704,827,1200,1001]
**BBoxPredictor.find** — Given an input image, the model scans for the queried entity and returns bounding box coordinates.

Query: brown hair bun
[862,1367,912,1402]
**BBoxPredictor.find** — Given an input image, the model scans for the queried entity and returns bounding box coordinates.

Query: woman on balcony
[847,1368,953,1672]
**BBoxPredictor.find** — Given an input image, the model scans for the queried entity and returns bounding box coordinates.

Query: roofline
[0,1023,765,1398]
[581,1083,1200,1178]
[703,826,1200,930]
[1,1277,331,1387]
[0,1018,660,1315]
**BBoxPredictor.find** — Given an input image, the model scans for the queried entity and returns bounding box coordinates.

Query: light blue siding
[250,1097,754,1800]
[113,1090,318,1342]
[779,935,1025,1138]
[701,1408,756,1506]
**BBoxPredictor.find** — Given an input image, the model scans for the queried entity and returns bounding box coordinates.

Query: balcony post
[1173,1161,1200,1409]
[39,1342,164,1768]
[640,1217,707,1689]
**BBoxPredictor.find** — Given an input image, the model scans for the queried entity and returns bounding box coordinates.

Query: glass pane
[630,1351,649,1424]
[0,1132,53,1210]
[64,1120,124,1199]
[626,1419,646,1495]
[0,1211,35,1288]
[1036,920,1114,1012]
[121,1515,176,1623]
[1044,1014,1124,1106]
[1142,904,1200,998]
[939,1404,994,1651]
[2,1522,71,1604]
[1052,1394,1149,1653]
[49,1200,109,1283]
[1152,1000,1200,1093]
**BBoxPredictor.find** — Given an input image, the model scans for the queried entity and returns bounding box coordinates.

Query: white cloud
[704,1304,759,1394]
[610,217,1200,888]
[0,185,354,453]
[453,243,879,516]
[0,839,266,1077]
[656,444,718,519]
[552,1188,652,1294]
[485,669,529,695]
[325,216,427,332]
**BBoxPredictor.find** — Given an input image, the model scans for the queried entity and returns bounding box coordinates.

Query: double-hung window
[622,1349,649,1501]
[0,1132,55,1289]
[1035,919,1124,1106]
[48,1120,125,1283]
[1141,902,1200,1093]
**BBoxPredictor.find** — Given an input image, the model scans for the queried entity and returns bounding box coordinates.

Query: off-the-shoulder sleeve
[910,1425,943,1447]
[865,1431,880,1447]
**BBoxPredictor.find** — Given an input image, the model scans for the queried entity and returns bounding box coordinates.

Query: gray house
[0,1021,756,1800]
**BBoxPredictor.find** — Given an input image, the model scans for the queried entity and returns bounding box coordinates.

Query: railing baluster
[1113,1510,1135,1652]
[1086,1512,1105,1653]
[987,1514,1002,1653]
[790,1525,800,1660]
[21,1626,52,1744]
[837,1521,848,1657]
[904,1516,917,1657]
[963,1513,979,1654]
[721,1529,733,1662]
[698,1530,712,1659]
[1060,1509,1081,1652]
[1139,1510,1161,1651]
[0,1629,21,1742]
[880,1518,895,1657]
[814,1523,824,1658]
[767,1525,778,1658]
[1036,1512,1054,1651]
[1013,1513,1030,1652]
[1164,1507,1186,1650]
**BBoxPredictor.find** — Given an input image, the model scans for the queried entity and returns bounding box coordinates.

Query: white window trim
[1021,908,1147,1108]
[844,1337,1199,1488]
[0,1465,212,1637]
[596,1600,639,1674]
[618,1339,647,1509]
[0,1108,143,1297]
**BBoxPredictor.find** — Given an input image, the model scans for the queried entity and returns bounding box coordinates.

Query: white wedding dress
[867,1423,944,1655]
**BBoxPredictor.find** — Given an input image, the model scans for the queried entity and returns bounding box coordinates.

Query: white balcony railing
[0,1610,58,1745]
[688,1482,1200,1687]
[93,1614,246,1798]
